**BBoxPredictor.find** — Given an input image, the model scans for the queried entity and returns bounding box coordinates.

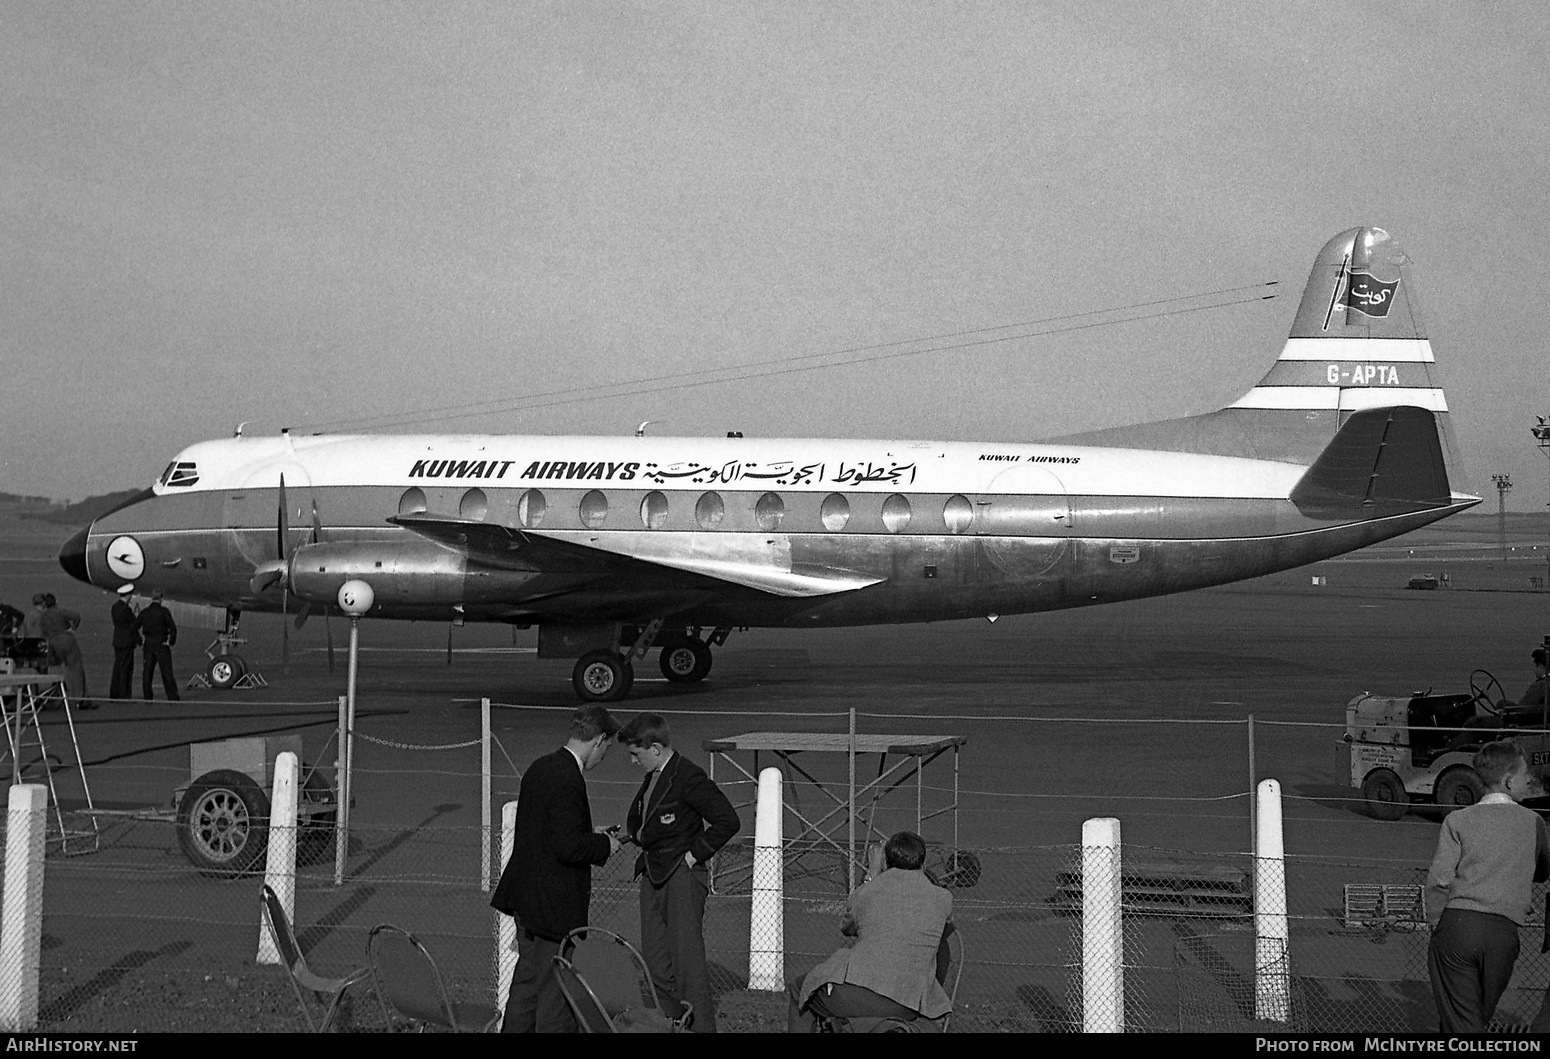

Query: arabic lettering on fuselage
[643,459,913,488]
[403,456,920,487]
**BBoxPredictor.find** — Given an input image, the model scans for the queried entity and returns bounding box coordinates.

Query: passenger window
[820,493,850,532]
[580,490,608,530]
[695,491,725,530]
[755,492,785,532]
[641,491,669,530]
[882,494,912,533]
[460,488,489,521]
[398,487,427,516]
[517,489,546,528]
[943,494,973,534]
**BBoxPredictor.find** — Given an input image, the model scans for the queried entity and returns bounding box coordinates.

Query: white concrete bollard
[495,799,519,1017]
[0,784,48,1030]
[748,767,784,990]
[1254,778,1291,1022]
[1082,816,1123,1033]
[259,751,300,965]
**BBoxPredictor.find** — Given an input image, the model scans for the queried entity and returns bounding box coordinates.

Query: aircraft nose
[59,525,90,584]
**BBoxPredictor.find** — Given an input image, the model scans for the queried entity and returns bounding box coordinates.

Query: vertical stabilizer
[1057,228,1468,496]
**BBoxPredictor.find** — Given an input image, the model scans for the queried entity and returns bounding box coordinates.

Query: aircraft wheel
[1361,769,1409,820]
[177,769,269,877]
[659,640,713,683]
[573,650,632,703]
[1435,767,1484,811]
[207,654,246,690]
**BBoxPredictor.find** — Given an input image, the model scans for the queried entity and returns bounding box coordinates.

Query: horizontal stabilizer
[389,514,883,598]
[1289,406,1452,519]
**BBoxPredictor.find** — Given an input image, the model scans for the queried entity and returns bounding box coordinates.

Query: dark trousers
[640,864,715,1031]
[1428,907,1521,1032]
[109,647,135,700]
[787,978,921,1032]
[502,931,574,1033]
[142,644,179,701]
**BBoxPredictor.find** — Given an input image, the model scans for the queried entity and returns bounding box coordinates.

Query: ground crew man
[109,586,141,700]
[139,590,180,702]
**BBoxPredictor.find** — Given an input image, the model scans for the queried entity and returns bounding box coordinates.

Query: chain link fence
[5,704,1550,1031]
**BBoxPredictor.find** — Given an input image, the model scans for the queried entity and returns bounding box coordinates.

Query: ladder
[0,669,100,855]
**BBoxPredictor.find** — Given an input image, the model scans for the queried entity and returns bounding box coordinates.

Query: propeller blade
[311,498,323,544]
[447,623,454,666]
[281,589,290,672]
[294,603,312,630]
[277,473,289,560]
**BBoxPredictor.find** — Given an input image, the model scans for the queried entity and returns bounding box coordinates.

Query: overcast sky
[4,2,1548,512]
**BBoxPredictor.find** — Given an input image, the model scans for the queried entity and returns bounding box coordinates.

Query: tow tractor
[1344,670,1550,820]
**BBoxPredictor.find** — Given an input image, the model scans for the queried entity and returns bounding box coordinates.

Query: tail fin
[1057,227,1469,494]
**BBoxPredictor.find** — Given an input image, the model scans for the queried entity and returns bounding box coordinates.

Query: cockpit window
[158,461,199,488]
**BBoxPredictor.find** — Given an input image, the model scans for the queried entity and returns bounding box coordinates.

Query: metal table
[703,730,964,890]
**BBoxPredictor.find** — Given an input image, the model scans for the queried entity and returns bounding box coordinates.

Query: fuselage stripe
[1228,386,1447,411]
[1273,338,1435,363]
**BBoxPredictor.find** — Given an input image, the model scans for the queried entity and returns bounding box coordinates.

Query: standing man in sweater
[1425,740,1550,1032]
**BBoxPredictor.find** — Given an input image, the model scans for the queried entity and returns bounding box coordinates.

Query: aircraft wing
[389,514,884,598]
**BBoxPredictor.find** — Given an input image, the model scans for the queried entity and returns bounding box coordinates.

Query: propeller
[247,474,330,672]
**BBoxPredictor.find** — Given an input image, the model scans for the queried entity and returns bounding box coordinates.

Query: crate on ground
[1342,883,1425,930]
[1051,859,1252,919]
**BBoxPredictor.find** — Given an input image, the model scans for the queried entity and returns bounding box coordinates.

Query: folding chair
[366,923,501,1032]
[554,927,691,1033]
[258,883,368,1033]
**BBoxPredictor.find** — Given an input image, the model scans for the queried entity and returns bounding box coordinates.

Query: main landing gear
[567,625,730,704]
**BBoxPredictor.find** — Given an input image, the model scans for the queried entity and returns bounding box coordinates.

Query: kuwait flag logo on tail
[1340,271,1400,318]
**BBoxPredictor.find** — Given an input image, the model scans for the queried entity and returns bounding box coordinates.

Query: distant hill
[0,491,52,506]
[23,489,146,526]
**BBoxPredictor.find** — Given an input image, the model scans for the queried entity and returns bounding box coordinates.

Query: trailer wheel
[1435,767,1484,811]
[1361,769,1409,820]
[177,768,269,877]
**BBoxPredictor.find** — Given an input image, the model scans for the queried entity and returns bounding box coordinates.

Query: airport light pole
[334,579,374,887]
[1492,474,1513,563]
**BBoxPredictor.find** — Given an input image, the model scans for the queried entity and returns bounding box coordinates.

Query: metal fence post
[749,767,785,990]
[0,784,47,1030]
[334,694,347,886]
[1248,713,1257,857]
[481,697,492,892]
[1255,778,1291,1022]
[847,706,856,892]
[258,751,299,965]
[1082,816,1123,1033]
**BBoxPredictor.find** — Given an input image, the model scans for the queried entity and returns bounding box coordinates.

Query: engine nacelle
[288,540,473,607]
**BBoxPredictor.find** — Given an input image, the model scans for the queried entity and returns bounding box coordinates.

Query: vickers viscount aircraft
[60,227,1476,702]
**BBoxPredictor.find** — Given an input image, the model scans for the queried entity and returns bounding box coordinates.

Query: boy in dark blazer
[620,712,740,1032]
[492,704,621,1032]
